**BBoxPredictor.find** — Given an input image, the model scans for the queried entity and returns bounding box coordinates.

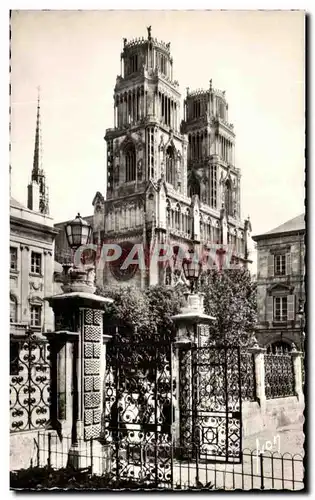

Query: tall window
[225,180,233,216]
[10,295,17,323]
[125,144,136,182]
[10,247,17,271]
[275,254,286,276]
[210,165,217,208]
[128,54,138,74]
[31,252,42,274]
[166,146,175,185]
[31,305,41,327]
[274,296,288,322]
[146,127,154,179]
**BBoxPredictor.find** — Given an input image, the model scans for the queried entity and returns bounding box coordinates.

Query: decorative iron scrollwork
[10,336,51,433]
[265,353,295,399]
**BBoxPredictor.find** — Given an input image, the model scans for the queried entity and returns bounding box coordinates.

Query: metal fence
[10,335,51,432]
[29,433,304,491]
[264,353,295,399]
[241,351,256,401]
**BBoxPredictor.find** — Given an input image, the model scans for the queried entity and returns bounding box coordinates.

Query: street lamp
[182,250,202,294]
[65,213,92,251]
[62,214,95,294]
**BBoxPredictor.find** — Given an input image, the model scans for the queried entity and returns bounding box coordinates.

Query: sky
[10,10,305,242]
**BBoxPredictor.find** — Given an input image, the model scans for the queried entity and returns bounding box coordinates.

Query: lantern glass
[182,254,202,282]
[65,213,92,250]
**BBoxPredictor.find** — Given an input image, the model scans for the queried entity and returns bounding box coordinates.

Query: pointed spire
[32,86,41,181]
[27,87,50,215]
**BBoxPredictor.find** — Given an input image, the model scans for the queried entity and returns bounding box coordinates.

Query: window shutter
[286,252,291,276]
[267,254,274,277]
[266,295,274,323]
[287,294,295,321]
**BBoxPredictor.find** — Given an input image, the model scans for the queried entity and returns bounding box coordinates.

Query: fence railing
[10,335,51,433]
[265,353,295,399]
[13,432,304,491]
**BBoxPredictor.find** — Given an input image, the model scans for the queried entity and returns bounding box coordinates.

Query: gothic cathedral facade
[92,29,252,289]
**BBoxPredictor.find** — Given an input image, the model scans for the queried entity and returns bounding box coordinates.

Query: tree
[96,284,151,338]
[96,284,185,342]
[143,285,186,342]
[200,268,257,348]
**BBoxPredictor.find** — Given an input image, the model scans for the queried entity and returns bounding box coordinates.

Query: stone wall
[242,397,304,438]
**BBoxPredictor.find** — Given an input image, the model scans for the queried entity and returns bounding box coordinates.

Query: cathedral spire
[32,86,41,181]
[27,87,49,214]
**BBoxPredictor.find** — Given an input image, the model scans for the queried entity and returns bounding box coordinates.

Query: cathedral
[56,27,252,289]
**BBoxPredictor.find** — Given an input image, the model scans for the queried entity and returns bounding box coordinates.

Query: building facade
[10,93,57,336]
[252,214,305,351]
[55,28,252,288]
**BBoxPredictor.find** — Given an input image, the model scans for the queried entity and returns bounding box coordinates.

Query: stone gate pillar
[45,267,113,469]
[171,293,215,455]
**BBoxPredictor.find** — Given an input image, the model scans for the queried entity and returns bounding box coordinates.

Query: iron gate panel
[104,337,176,485]
[10,335,51,432]
[179,345,242,463]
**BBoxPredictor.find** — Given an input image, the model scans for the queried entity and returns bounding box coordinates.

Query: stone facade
[252,214,305,350]
[10,197,57,335]
[54,29,252,289]
[10,91,56,336]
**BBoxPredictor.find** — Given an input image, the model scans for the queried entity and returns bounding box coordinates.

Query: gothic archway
[125,143,136,182]
[166,146,175,186]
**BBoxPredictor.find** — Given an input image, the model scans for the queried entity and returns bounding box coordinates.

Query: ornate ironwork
[10,335,51,432]
[265,353,295,399]
[103,337,176,486]
[240,352,256,401]
[179,345,242,463]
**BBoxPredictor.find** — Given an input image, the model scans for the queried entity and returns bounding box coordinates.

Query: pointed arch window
[175,204,181,231]
[166,146,175,186]
[225,179,233,216]
[125,143,136,182]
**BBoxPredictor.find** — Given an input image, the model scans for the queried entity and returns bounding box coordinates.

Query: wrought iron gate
[10,334,51,432]
[179,345,242,463]
[103,336,176,485]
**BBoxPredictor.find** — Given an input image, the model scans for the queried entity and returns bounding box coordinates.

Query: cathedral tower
[91,29,251,290]
[27,88,49,215]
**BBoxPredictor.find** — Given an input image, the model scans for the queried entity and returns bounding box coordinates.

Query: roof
[10,196,26,209]
[265,214,305,235]
[252,214,305,241]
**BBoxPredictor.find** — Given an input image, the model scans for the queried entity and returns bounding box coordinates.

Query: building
[10,92,57,336]
[55,28,252,288]
[252,214,305,351]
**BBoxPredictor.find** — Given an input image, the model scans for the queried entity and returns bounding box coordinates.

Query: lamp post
[65,213,92,252]
[182,249,202,294]
[171,248,215,461]
[45,213,113,472]
[62,214,95,294]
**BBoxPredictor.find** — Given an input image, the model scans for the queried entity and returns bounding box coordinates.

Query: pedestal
[45,290,113,470]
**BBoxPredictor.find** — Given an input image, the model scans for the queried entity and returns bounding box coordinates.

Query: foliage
[96,284,151,336]
[10,466,176,490]
[96,284,185,342]
[143,285,185,341]
[200,268,257,348]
